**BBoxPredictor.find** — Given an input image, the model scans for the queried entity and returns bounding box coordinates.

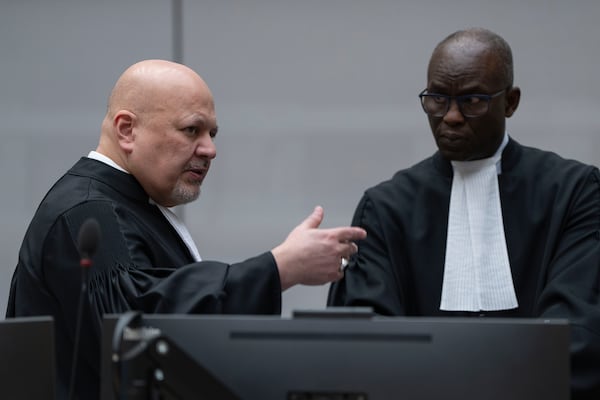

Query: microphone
[68,218,101,400]
[77,218,101,266]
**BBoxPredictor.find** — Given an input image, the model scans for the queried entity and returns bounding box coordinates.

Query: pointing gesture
[272,206,367,290]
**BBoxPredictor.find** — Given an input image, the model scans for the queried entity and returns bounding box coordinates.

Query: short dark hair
[433,28,514,87]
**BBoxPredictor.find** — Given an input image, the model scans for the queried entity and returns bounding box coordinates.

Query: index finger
[328,226,367,242]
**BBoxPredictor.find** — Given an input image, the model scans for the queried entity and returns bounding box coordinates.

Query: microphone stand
[67,257,91,400]
[68,218,100,400]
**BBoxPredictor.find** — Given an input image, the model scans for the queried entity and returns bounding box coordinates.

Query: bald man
[6,59,365,399]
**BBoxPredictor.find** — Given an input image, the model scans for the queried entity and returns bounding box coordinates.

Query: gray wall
[2,0,599,317]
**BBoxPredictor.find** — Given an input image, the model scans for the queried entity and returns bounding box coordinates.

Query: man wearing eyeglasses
[328,28,600,398]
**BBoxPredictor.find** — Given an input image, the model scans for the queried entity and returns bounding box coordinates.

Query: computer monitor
[101,311,570,400]
[0,316,57,400]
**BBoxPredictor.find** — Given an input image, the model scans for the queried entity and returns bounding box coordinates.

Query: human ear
[114,110,136,153]
[505,86,521,118]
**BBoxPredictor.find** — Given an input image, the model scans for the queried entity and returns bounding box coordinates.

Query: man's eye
[184,126,198,135]
[464,96,482,105]
[432,95,447,104]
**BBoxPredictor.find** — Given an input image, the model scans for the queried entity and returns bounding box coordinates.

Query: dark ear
[114,110,136,153]
[505,86,521,118]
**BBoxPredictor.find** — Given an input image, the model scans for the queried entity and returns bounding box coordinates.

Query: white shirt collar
[87,151,128,173]
[450,132,509,175]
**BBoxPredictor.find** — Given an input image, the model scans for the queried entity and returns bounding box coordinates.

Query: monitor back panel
[0,316,56,400]
[102,315,570,400]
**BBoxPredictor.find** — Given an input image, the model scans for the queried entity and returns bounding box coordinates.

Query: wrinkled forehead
[427,41,501,90]
[144,74,216,120]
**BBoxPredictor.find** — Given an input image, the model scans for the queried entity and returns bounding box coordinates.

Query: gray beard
[170,184,200,205]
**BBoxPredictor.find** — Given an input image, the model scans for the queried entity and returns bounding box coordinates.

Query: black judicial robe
[6,157,281,400]
[328,138,600,399]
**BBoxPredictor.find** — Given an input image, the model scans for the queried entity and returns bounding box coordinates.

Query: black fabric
[328,138,600,399]
[7,157,281,400]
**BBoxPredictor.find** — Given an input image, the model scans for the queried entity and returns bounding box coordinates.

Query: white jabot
[150,201,202,262]
[86,151,202,262]
[440,135,518,312]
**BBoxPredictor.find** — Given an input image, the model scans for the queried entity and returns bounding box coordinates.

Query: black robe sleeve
[528,168,600,399]
[7,199,281,400]
[327,192,408,315]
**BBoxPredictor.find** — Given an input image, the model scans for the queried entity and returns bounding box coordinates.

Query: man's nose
[443,99,465,124]
[195,134,217,159]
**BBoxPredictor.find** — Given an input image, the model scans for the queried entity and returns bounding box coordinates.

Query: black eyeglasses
[418,88,507,118]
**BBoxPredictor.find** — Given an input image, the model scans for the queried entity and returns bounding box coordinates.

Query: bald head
[429,28,514,88]
[98,59,215,164]
[106,59,213,120]
[96,59,218,206]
